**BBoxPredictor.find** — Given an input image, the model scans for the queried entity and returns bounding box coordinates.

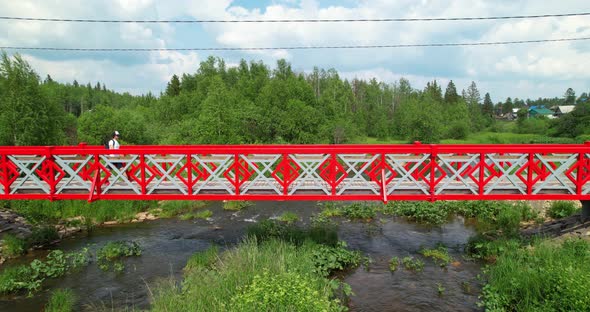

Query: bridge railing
[0,143,589,201]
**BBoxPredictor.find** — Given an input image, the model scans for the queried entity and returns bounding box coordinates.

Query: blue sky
[1,0,589,101]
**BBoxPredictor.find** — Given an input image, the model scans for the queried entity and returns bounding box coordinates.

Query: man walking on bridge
[107,131,131,184]
[108,130,122,169]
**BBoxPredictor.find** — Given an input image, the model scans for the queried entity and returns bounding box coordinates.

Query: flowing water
[0,201,482,311]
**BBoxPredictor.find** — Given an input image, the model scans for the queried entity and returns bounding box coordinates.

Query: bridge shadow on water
[0,201,482,312]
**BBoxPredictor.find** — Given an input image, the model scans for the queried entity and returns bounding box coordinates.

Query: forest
[1,52,589,147]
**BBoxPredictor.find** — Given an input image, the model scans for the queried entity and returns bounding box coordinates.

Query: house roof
[556,105,575,114]
[529,108,554,115]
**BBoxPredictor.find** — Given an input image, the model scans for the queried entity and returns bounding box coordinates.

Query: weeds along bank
[151,223,360,312]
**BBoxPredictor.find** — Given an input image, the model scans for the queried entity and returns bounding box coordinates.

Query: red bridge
[1,143,589,202]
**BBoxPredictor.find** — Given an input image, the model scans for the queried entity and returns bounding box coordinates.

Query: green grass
[389,257,399,272]
[151,238,356,312]
[155,200,208,218]
[1,234,27,257]
[547,201,579,219]
[355,130,579,145]
[222,201,254,211]
[247,219,339,247]
[318,202,377,220]
[96,241,142,272]
[277,211,299,224]
[179,210,213,220]
[401,256,424,272]
[7,200,157,225]
[184,245,219,272]
[45,288,76,312]
[479,238,590,311]
[420,245,452,267]
[0,249,90,295]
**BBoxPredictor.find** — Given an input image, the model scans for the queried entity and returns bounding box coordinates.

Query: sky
[1,0,589,102]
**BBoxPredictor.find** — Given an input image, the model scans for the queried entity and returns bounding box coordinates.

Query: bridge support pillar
[582,201,590,220]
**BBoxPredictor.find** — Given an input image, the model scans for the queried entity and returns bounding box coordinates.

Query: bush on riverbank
[151,238,355,312]
[547,201,579,219]
[479,238,590,311]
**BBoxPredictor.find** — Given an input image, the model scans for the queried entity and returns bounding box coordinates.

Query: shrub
[389,257,399,272]
[401,256,424,272]
[420,245,452,267]
[97,241,141,272]
[151,239,353,312]
[464,236,520,261]
[228,270,340,312]
[311,242,361,277]
[548,201,579,219]
[27,226,59,247]
[1,234,27,257]
[45,288,76,312]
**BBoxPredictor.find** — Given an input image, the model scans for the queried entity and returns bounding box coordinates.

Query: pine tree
[165,74,181,96]
[482,93,494,117]
[444,80,459,104]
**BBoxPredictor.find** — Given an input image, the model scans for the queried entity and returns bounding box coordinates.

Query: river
[0,201,482,311]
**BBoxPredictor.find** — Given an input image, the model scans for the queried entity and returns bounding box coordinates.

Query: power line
[1,37,588,52]
[0,12,589,23]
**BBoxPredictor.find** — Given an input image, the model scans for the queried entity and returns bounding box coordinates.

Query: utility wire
[1,37,588,52]
[0,12,589,23]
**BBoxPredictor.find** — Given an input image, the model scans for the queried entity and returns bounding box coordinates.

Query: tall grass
[480,238,590,311]
[151,238,350,312]
[547,201,579,219]
[7,200,157,224]
[45,288,76,312]
[154,200,208,218]
[1,234,27,257]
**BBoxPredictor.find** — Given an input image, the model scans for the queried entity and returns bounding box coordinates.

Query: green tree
[503,97,513,115]
[165,74,181,97]
[193,77,242,144]
[443,80,459,104]
[482,93,494,118]
[0,52,65,145]
[564,87,576,105]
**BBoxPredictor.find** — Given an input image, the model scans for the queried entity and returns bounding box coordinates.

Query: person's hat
[114,131,120,136]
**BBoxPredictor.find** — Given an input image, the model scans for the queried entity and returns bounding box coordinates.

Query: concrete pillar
[582,200,590,220]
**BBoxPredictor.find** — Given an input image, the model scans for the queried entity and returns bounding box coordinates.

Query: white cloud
[22,51,201,94]
[1,0,589,100]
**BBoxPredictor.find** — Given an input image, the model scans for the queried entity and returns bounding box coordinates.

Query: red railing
[0,143,589,202]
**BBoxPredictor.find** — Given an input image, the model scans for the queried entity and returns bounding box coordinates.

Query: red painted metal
[0,143,588,202]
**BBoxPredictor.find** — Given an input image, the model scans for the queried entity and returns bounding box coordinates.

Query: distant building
[554,105,575,117]
[529,107,555,118]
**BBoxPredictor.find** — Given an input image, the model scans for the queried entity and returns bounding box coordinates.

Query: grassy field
[355,131,579,145]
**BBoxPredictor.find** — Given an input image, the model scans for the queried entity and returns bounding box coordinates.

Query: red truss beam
[0,142,589,202]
